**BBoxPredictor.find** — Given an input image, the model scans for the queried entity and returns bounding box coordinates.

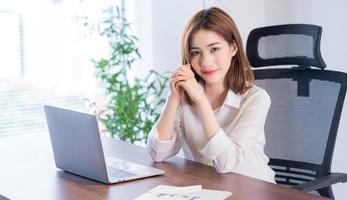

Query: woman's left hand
[175,64,206,104]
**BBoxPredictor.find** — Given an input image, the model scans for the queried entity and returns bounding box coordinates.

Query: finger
[183,63,192,69]
[171,70,191,80]
[175,81,181,91]
[181,64,195,77]
[175,80,187,89]
[170,71,186,79]
[170,79,180,92]
[177,68,194,79]
[176,64,193,74]
[174,80,186,92]
[176,68,191,78]
[174,81,180,91]
[170,72,182,80]
[171,67,186,76]
[170,74,188,84]
[173,65,188,74]
[170,76,189,85]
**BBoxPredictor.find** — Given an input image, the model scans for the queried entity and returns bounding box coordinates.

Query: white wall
[148,1,346,198]
[151,0,203,72]
[126,0,154,78]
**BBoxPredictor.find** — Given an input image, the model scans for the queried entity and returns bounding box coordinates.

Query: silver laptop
[44,105,164,184]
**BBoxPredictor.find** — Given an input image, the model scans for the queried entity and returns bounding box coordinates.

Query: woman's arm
[146,65,191,161]
[180,71,273,179]
[201,90,273,182]
[156,95,181,140]
[175,65,221,139]
[195,98,221,139]
[156,64,192,139]
[146,97,183,162]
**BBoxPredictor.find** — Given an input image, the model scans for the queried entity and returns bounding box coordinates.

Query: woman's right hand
[169,64,194,101]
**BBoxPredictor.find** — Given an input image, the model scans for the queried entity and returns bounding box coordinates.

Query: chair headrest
[246,24,326,69]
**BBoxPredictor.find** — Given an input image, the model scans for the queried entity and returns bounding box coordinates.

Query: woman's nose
[200,53,213,68]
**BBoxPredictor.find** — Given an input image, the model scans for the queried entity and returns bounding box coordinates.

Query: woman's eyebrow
[189,42,221,50]
[207,42,221,47]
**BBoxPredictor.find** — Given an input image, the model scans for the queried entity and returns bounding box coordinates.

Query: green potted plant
[84,7,168,144]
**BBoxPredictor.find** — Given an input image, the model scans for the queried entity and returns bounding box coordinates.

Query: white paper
[134,185,232,200]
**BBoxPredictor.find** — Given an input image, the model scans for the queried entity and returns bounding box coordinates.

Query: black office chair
[246,24,347,199]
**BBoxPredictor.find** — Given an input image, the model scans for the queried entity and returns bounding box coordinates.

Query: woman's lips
[202,69,218,75]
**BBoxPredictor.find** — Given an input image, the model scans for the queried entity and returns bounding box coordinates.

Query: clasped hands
[169,64,206,104]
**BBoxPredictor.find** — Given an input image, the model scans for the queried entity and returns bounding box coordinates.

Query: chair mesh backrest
[258,34,313,60]
[256,75,338,165]
[254,69,347,199]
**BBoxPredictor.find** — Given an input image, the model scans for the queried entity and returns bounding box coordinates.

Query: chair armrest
[293,173,347,192]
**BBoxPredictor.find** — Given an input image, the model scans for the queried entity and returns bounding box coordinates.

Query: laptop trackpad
[105,157,163,178]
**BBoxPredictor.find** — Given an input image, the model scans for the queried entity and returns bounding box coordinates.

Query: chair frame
[247,24,326,69]
[247,24,347,199]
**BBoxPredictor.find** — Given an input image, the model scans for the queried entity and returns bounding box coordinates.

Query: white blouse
[146,86,276,183]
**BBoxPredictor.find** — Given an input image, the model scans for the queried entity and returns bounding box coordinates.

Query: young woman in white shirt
[146,7,275,183]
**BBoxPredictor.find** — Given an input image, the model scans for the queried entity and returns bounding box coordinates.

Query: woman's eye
[190,51,200,56]
[211,47,219,53]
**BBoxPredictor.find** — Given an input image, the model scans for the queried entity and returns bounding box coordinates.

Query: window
[0,0,125,137]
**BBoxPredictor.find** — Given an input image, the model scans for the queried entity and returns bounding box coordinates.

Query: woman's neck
[204,83,228,110]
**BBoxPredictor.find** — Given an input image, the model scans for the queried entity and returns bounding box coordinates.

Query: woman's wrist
[168,93,181,104]
[156,93,181,141]
[195,96,220,139]
[195,94,209,108]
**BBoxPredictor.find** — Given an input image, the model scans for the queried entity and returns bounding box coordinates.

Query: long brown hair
[181,7,254,105]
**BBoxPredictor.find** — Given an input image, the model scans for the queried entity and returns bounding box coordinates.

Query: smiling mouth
[202,69,218,75]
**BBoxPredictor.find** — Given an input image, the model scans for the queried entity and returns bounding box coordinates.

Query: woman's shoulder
[245,85,269,95]
[242,85,271,104]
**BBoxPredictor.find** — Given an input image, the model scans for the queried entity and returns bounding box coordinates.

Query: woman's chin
[203,77,222,85]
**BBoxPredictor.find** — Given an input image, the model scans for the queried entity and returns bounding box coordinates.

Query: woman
[146,7,275,183]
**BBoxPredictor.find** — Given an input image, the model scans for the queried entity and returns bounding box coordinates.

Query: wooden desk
[0,133,327,200]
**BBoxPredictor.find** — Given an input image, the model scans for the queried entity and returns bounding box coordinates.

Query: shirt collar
[222,90,241,109]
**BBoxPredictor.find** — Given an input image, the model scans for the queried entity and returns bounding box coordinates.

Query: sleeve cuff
[149,125,177,153]
[201,129,231,160]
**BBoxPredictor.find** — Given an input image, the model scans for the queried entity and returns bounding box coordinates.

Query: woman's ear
[230,41,238,57]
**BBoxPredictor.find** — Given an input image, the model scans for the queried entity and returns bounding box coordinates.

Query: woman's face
[189,29,237,86]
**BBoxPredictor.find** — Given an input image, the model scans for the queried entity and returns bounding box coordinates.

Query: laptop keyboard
[107,167,137,179]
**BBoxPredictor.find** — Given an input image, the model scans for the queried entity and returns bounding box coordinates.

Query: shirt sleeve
[146,100,183,162]
[201,89,271,175]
